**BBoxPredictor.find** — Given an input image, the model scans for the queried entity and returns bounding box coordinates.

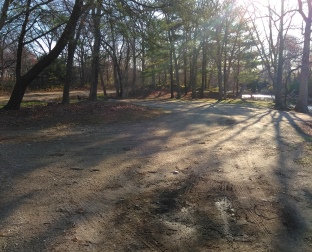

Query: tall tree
[3,0,85,110]
[89,0,102,101]
[275,0,285,109]
[295,0,312,114]
[62,13,86,104]
[248,0,295,108]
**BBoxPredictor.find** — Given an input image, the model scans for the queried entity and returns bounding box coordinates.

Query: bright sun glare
[238,0,303,38]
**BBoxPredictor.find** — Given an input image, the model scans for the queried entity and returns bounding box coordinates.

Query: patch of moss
[294,156,311,165]
[20,100,47,107]
[220,99,274,108]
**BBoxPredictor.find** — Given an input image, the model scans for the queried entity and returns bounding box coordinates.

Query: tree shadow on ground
[269,110,312,251]
[0,100,312,251]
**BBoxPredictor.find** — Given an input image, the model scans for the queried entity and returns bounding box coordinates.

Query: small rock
[122,147,132,151]
[75,208,85,214]
[173,170,179,174]
[89,169,100,172]
[134,204,141,210]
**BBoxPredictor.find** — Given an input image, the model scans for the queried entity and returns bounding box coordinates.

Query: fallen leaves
[0,100,163,130]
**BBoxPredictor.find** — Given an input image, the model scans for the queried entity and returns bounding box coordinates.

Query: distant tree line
[0,0,311,113]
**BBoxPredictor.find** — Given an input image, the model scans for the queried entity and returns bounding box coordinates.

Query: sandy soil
[1,98,312,252]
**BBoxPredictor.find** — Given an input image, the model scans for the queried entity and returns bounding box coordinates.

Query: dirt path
[1,100,312,251]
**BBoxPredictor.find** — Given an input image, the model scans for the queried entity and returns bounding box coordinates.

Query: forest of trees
[0,0,311,113]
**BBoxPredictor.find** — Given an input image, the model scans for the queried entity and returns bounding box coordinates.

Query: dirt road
[1,100,312,251]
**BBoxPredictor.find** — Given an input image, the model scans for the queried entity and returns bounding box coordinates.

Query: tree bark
[275,0,285,109]
[0,0,12,32]
[131,37,137,90]
[89,3,101,101]
[62,14,85,104]
[4,0,84,110]
[295,0,311,114]
[173,46,180,99]
[216,26,223,101]
[141,41,146,87]
[62,32,75,104]
[223,20,229,100]
[100,69,107,96]
[200,37,207,99]
[190,47,198,99]
[168,29,174,99]
[184,46,188,95]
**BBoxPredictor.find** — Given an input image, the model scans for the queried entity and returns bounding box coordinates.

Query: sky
[238,0,305,40]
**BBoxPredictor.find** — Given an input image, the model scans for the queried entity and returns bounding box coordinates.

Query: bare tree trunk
[79,46,86,87]
[62,14,85,104]
[183,30,189,95]
[106,20,120,97]
[112,58,119,97]
[190,27,199,99]
[168,30,174,98]
[190,47,197,99]
[295,0,311,114]
[208,69,213,91]
[89,3,101,101]
[141,41,145,87]
[100,69,107,96]
[275,0,285,109]
[0,0,13,32]
[223,20,229,100]
[0,41,4,85]
[122,39,131,98]
[184,48,188,95]
[62,32,75,104]
[131,37,137,91]
[235,44,241,96]
[173,44,180,99]
[200,37,207,98]
[151,58,156,87]
[216,26,223,101]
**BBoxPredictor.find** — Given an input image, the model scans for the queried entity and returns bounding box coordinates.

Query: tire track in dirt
[234,184,275,234]
[1,100,311,251]
[50,194,118,251]
[228,154,281,249]
[197,136,282,249]
[182,172,201,194]
[121,222,166,252]
[113,196,167,252]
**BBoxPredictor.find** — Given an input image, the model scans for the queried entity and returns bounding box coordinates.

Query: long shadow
[153,103,312,250]
[111,172,241,251]
[0,192,35,223]
[1,100,312,250]
[268,110,311,251]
